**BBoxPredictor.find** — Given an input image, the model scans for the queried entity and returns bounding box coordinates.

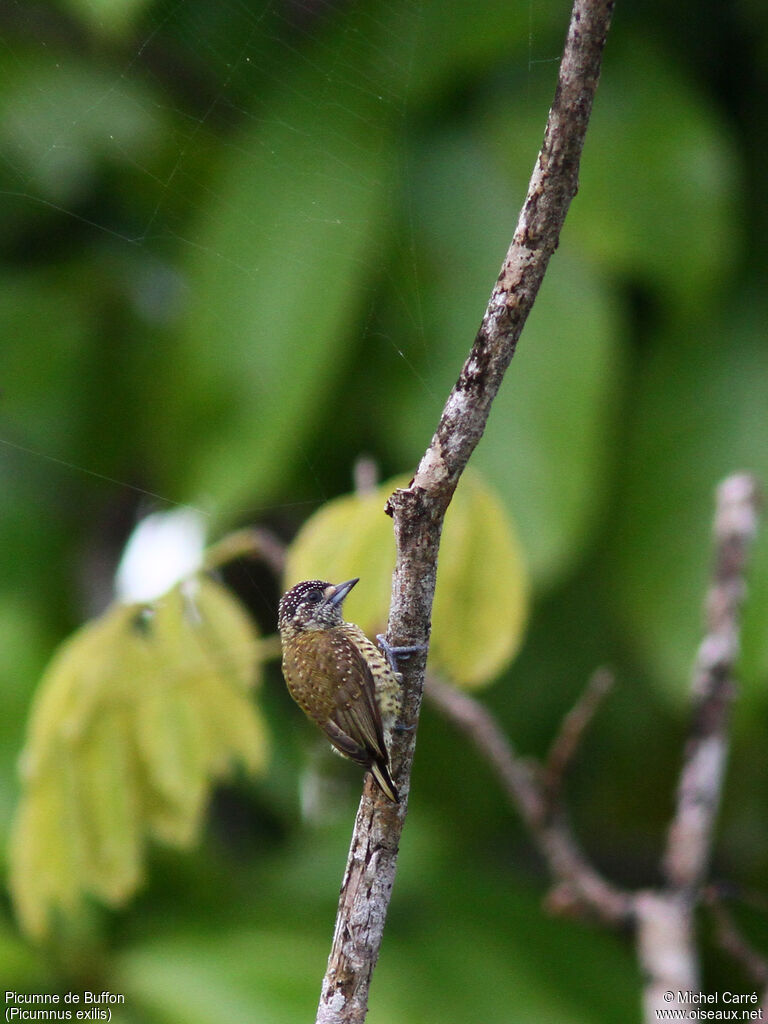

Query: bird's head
[278,578,359,636]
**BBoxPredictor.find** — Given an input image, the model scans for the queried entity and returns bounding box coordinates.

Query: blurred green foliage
[1,0,767,1020]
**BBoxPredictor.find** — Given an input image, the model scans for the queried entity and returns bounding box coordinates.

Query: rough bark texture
[314,1,616,1020]
[636,891,699,1021]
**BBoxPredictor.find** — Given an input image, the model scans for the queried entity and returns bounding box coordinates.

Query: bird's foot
[376,634,428,673]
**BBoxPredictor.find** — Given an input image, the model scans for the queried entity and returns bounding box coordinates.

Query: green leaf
[18,608,137,781]
[134,669,211,846]
[158,41,398,521]
[284,471,528,687]
[358,0,563,109]
[8,576,267,940]
[489,37,740,309]
[141,0,591,524]
[0,57,163,207]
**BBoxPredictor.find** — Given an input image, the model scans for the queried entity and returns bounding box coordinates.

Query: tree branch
[424,477,761,1024]
[637,472,761,1022]
[426,674,633,928]
[543,667,614,800]
[663,473,761,891]
[704,889,768,1011]
[315,2,615,1019]
[203,526,286,576]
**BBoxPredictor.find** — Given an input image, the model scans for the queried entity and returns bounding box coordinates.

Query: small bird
[278,578,401,802]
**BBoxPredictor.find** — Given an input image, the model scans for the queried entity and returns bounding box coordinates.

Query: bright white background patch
[115,508,207,603]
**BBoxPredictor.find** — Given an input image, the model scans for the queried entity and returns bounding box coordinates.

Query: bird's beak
[327,578,359,607]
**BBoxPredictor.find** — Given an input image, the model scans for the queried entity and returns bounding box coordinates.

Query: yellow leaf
[189,575,263,693]
[71,708,143,904]
[20,604,138,780]
[284,487,396,636]
[130,588,213,806]
[129,578,268,845]
[285,470,529,688]
[134,681,210,844]
[8,572,267,940]
[431,472,528,686]
[8,754,82,941]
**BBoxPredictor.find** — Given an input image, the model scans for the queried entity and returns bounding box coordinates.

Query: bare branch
[426,675,633,929]
[664,473,761,891]
[704,890,768,1000]
[637,472,761,1022]
[636,890,699,1019]
[203,526,286,577]
[543,667,614,799]
[315,1,615,1019]
[425,675,545,826]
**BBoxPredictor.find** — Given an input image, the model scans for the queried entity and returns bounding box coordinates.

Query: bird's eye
[306,590,322,603]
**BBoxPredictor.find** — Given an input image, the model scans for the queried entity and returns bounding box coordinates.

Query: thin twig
[543,667,614,800]
[663,473,761,891]
[425,676,544,825]
[637,472,761,1023]
[204,526,286,577]
[315,3,615,1020]
[705,891,768,997]
[426,675,633,928]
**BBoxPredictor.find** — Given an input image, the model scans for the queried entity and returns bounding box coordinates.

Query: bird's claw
[376,634,428,673]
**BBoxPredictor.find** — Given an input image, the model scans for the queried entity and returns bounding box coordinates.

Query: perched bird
[278,578,401,802]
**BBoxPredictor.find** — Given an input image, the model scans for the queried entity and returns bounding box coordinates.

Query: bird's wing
[304,629,388,767]
[329,633,389,766]
[284,629,399,800]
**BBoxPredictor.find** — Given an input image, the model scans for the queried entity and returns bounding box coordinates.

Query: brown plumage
[278,579,400,802]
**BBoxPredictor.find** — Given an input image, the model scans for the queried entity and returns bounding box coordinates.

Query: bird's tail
[370,760,399,803]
